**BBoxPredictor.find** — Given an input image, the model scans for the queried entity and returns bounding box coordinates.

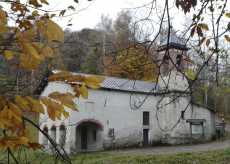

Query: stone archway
[75,119,104,152]
[75,119,104,131]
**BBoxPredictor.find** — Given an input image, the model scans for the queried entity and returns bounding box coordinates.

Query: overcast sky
[48,0,192,32]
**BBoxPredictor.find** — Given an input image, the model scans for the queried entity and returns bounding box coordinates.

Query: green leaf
[203,87,208,91]
[188,69,195,80]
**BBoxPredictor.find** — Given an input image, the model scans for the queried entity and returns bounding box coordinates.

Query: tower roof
[158,32,189,50]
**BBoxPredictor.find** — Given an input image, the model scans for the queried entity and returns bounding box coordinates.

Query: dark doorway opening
[81,126,87,149]
[143,129,149,147]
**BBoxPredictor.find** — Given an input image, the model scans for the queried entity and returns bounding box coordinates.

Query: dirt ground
[105,116,230,155]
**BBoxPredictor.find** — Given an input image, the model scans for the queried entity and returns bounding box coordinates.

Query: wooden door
[81,126,87,149]
[143,129,149,147]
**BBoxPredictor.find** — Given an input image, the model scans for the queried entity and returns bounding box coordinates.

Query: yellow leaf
[48,92,76,105]
[62,103,78,112]
[48,64,51,69]
[47,107,55,121]
[82,76,105,89]
[14,94,31,112]
[0,141,5,148]
[21,28,36,42]
[0,8,7,25]
[197,26,203,37]
[226,13,230,18]
[198,23,209,30]
[40,0,49,5]
[25,96,45,114]
[30,55,42,70]
[0,119,11,130]
[190,26,195,38]
[199,37,206,46]
[4,136,29,145]
[29,143,45,150]
[59,10,66,17]
[20,53,31,72]
[46,19,65,43]
[48,71,73,82]
[31,42,54,57]
[0,25,8,34]
[62,110,69,119]
[225,35,230,42]
[206,54,212,60]
[40,97,63,111]
[0,100,5,110]
[184,58,194,64]
[10,27,22,36]
[80,84,88,99]
[22,42,44,60]
[188,69,195,80]
[45,29,53,43]
[56,110,62,120]
[13,144,19,151]
[4,50,13,60]
[73,84,79,92]
[8,102,22,117]
[206,39,210,47]
[67,75,84,83]
[64,93,75,99]
[4,141,12,148]
[40,98,62,120]
[35,20,44,36]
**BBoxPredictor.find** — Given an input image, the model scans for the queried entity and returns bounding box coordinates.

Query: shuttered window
[143,112,149,125]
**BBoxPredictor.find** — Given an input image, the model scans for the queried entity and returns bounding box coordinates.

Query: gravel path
[105,116,230,155]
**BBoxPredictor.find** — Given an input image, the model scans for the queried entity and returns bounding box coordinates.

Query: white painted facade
[38,71,216,154]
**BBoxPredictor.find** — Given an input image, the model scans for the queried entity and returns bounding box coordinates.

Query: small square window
[92,130,96,141]
[143,112,149,125]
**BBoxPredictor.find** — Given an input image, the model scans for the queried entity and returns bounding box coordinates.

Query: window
[192,125,203,134]
[42,127,48,145]
[143,112,149,125]
[59,125,66,146]
[92,130,96,141]
[181,111,185,120]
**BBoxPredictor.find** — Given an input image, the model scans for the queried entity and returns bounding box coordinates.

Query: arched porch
[75,119,104,152]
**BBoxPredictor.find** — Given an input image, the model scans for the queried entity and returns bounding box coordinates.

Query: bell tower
[157,30,192,144]
[157,30,190,92]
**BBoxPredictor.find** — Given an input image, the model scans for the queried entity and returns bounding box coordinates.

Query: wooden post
[190,123,192,144]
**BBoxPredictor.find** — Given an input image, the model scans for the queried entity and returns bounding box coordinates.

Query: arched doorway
[75,119,104,152]
[42,126,48,145]
[59,124,66,147]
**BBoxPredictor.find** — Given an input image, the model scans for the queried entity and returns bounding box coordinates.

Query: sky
[46,0,191,32]
[50,0,138,31]
[0,0,198,34]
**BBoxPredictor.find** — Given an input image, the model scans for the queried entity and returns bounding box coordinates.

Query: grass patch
[73,148,230,164]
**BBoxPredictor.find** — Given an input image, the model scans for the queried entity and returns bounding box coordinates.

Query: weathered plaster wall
[158,71,189,92]
[39,81,163,154]
[193,104,216,140]
[161,92,192,144]
[39,77,216,154]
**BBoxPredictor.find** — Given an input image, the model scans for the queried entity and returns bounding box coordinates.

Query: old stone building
[37,32,216,154]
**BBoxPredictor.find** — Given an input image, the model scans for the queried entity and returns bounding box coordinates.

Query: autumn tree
[101,42,158,81]
[0,0,105,163]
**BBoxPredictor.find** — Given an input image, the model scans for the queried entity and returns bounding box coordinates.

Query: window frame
[143,112,150,125]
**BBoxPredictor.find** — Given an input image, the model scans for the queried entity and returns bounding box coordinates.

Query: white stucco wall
[38,77,216,154]
[39,81,163,153]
